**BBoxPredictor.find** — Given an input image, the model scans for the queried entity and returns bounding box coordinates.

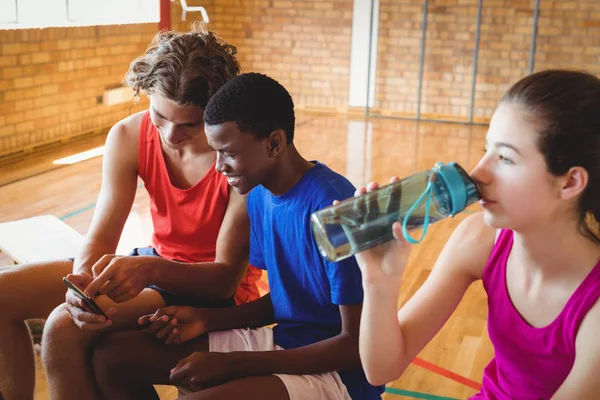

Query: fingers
[354,186,367,197]
[97,279,121,297]
[85,268,115,297]
[152,306,177,320]
[165,328,182,345]
[170,355,192,381]
[354,189,367,221]
[66,273,93,288]
[138,308,163,326]
[138,310,165,326]
[354,182,379,223]
[169,366,187,385]
[138,314,152,326]
[138,306,176,327]
[66,303,111,329]
[366,181,379,192]
[147,314,171,334]
[391,222,410,246]
[366,184,380,216]
[86,255,125,296]
[386,179,402,215]
[154,319,178,340]
[91,254,115,277]
[354,178,399,195]
[65,291,91,312]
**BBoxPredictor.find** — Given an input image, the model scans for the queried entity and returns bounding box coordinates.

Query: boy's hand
[85,255,156,303]
[138,306,210,344]
[64,273,115,330]
[170,352,238,391]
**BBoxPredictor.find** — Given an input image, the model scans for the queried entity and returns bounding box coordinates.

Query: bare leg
[179,376,289,400]
[93,329,209,399]
[93,331,289,400]
[0,260,73,400]
[41,288,165,400]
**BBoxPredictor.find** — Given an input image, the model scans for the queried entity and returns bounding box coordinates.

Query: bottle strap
[401,164,442,244]
[401,181,433,244]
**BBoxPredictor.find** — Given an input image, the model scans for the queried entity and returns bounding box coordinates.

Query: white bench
[0,215,84,265]
[0,215,84,343]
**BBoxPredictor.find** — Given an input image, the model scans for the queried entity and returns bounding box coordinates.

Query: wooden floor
[0,113,492,400]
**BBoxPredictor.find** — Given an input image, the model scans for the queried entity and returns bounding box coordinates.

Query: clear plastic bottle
[311,162,480,262]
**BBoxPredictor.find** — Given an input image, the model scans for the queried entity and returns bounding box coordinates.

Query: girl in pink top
[355,70,600,399]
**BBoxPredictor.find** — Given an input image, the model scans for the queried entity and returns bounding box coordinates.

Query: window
[0,0,159,29]
[0,0,18,24]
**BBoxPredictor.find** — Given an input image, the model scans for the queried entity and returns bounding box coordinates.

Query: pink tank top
[471,229,600,399]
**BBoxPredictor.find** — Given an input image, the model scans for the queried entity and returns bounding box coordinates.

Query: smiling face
[149,94,206,151]
[470,103,568,231]
[204,121,278,195]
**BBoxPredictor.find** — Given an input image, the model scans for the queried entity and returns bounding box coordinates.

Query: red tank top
[138,111,261,304]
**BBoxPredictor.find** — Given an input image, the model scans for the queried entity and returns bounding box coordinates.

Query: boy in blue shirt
[92,73,384,400]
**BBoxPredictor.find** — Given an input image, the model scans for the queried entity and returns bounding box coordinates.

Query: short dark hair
[502,69,600,243]
[204,72,295,143]
[124,22,240,108]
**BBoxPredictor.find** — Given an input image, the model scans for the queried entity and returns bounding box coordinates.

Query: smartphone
[63,277,109,318]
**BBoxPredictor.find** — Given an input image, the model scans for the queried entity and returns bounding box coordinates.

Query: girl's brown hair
[502,70,600,242]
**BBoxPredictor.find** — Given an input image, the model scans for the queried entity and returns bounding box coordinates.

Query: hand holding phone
[63,276,109,318]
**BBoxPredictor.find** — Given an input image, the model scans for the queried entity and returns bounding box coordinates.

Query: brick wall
[210,0,353,112]
[535,1,600,75]
[0,24,158,157]
[1,0,599,157]
[210,0,599,121]
[376,0,600,123]
[471,0,533,122]
[0,0,216,158]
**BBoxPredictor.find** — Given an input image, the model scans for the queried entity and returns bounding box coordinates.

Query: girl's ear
[559,166,588,201]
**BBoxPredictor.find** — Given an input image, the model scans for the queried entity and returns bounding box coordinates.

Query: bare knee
[41,304,88,368]
[92,334,121,384]
[0,267,27,322]
[0,260,71,322]
[93,332,147,387]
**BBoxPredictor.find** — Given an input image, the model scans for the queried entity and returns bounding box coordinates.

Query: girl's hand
[343,178,412,285]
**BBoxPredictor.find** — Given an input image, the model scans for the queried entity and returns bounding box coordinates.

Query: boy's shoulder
[247,162,355,211]
[302,162,356,203]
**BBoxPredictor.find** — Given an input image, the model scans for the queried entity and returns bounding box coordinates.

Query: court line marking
[413,357,482,390]
[60,183,145,221]
[385,387,458,400]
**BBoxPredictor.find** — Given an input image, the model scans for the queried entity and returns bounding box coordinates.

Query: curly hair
[124,22,240,108]
[204,72,295,143]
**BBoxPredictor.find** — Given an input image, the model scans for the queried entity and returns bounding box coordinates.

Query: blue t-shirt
[247,162,384,400]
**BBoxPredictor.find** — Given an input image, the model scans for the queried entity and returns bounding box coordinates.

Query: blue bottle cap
[435,162,480,216]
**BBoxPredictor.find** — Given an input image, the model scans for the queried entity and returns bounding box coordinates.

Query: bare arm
[551,301,600,399]
[360,213,495,385]
[206,292,275,331]
[229,303,362,376]
[150,188,250,299]
[138,292,274,345]
[73,114,140,275]
[169,301,362,389]
[86,188,251,301]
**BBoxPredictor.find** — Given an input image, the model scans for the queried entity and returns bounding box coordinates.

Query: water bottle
[311,162,480,262]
